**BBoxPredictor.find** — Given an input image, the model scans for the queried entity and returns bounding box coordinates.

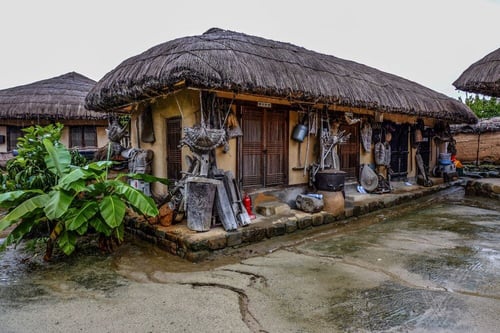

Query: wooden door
[239,107,287,189]
[338,123,360,180]
[389,123,409,181]
[166,117,182,181]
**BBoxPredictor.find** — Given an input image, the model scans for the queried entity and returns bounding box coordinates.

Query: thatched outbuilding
[451,117,500,164]
[85,28,477,198]
[0,72,109,153]
[452,47,500,164]
[453,47,500,98]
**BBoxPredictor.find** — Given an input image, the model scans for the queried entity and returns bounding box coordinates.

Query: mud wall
[454,132,500,164]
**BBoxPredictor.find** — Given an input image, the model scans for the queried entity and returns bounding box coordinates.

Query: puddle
[328,280,467,332]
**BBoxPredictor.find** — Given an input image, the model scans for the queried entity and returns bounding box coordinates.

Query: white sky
[1,0,499,99]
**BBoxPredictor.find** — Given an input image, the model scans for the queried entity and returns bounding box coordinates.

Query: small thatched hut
[86,28,477,197]
[453,47,500,98]
[0,72,109,154]
[452,47,500,165]
[451,117,500,164]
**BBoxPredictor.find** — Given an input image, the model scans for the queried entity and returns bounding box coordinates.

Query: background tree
[460,95,500,119]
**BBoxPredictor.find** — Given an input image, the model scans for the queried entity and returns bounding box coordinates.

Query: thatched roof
[451,116,500,134]
[453,47,500,98]
[86,28,477,124]
[0,72,108,121]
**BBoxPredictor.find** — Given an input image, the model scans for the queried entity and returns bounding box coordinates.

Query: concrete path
[1,185,499,332]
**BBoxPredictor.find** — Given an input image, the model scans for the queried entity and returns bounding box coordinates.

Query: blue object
[439,159,452,165]
[306,193,323,200]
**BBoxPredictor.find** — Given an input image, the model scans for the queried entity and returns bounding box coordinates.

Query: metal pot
[314,170,346,192]
[292,124,308,142]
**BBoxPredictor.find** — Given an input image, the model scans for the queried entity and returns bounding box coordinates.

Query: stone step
[255,201,291,217]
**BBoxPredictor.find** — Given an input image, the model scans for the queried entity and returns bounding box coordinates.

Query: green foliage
[70,149,89,167]
[1,123,89,192]
[461,95,500,118]
[0,124,168,259]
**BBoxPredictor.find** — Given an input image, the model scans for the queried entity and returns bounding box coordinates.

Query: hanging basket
[181,126,226,151]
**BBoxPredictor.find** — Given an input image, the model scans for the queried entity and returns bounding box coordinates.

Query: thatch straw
[453,47,500,98]
[86,28,477,124]
[0,72,108,120]
[451,116,500,134]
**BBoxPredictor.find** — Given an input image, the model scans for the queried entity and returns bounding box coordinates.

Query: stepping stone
[256,201,291,217]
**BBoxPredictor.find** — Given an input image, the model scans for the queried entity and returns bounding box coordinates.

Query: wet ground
[1,186,499,332]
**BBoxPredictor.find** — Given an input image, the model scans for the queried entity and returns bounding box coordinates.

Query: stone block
[297,215,312,229]
[296,194,323,213]
[323,212,336,224]
[226,230,242,247]
[266,221,286,238]
[184,237,209,252]
[207,235,228,250]
[157,238,177,254]
[311,213,324,226]
[285,217,298,233]
[256,201,291,216]
[242,227,266,243]
[154,229,166,239]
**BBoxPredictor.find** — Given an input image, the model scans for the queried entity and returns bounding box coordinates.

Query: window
[166,117,182,180]
[7,126,23,151]
[70,126,97,148]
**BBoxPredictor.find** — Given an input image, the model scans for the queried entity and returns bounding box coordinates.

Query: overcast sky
[1,0,498,99]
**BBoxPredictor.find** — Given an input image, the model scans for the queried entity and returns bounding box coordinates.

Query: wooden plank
[224,171,251,226]
[185,177,217,232]
[214,180,238,231]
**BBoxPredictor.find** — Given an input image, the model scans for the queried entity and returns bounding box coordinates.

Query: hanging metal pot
[292,123,308,142]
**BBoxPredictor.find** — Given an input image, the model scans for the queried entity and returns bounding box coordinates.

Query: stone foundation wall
[465,179,500,199]
[454,132,500,164]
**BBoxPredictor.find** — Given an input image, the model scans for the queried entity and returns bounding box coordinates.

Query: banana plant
[0,138,166,260]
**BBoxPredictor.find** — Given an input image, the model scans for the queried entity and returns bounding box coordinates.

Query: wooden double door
[338,123,360,180]
[239,107,288,189]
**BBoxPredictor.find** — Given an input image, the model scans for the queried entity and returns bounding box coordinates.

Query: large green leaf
[84,161,113,172]
[86,182,107,197]
[44,190,74,220]
[57,230,77,255]
[0,190,45,208]
[99,195,126,228]
[89,217,112,236]
[114,182,159,216]
[43,139,71,177]
[61,179,87,193]
[58,168,94,191]
[75,221,89,236]
[65,202,98,231]
[0,219,37,250]
[0,190,27,203]
[0,194,49,231]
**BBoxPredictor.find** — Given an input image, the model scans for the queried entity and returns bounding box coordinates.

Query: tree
[461,95,500,119]
[0,124,168,260]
